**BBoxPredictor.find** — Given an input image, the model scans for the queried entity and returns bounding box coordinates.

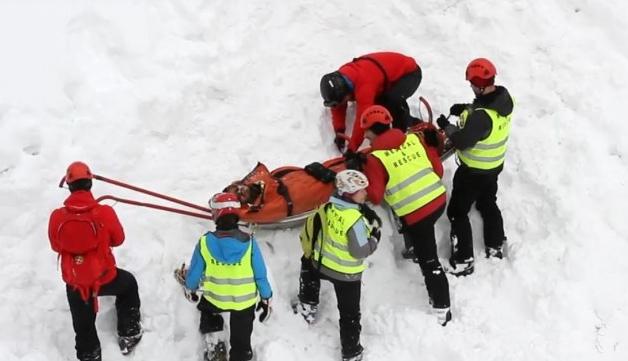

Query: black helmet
[320,71,350,107]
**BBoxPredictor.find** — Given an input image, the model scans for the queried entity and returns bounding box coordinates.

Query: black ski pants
[298,257,362,357]
[66,268,141,359]
[447,166,505,262]
[198,297,255,361]
[376,67,422,132]
[402,205,451,308]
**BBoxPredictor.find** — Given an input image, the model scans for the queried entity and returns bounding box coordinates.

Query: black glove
[360,203,382,228]
[256,299,272,323]
[437,114,451,130]
[304,162,336,183]
[334,133,346,153]
[422,129,439,147]
[343,150,366,171]
[174,264,199,303]
[449,103,468,117]
[371,226,381,243]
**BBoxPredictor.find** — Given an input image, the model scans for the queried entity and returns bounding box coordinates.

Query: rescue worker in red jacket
[360,106,452,326]
[48,162,142,361]
[320,52,422,152]
[436,58,514,276]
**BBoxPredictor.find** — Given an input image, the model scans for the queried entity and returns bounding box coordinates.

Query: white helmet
[335,169,369,195]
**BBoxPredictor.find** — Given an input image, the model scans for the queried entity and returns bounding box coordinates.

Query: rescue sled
[225,97,453,229]
[79,97,452,230]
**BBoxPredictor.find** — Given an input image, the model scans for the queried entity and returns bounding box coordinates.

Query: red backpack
[55,207,113,306]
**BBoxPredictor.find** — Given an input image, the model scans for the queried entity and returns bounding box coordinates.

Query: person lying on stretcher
[222,122,447,225]
[223,157,346,225]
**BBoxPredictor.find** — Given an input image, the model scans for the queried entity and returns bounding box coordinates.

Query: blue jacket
[185,229,273,299]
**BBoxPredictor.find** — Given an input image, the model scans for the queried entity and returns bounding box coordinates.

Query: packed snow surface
[1,1,627,360]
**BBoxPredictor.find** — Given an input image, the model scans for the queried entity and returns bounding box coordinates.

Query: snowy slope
[1,0,628,360]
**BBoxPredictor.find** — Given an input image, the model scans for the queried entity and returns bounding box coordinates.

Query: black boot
[342,344,364,361]
[118,307,143,355]
[77,347,101,361]
[204,340,227,361]
[340,316,362,361]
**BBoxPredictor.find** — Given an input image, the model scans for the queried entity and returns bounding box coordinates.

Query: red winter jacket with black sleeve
[362,128,446,226]
[331,52,419,151]
[48,190,125,286]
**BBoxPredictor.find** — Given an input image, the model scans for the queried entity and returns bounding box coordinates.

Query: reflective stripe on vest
[312,205,366,275]
[457,107,512,170]
[199,235,257,311]
[372,134,446,217]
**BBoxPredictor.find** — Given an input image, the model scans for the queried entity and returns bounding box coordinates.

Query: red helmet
[360,105,393,130]
[65,161,93,184]
[209,192,241,219]
[465,58,496,87]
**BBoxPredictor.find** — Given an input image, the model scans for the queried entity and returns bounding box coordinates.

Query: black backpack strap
[275,178,294,217]
[314,203,331,271]
[271,168,303,217]
[354,56,389,90]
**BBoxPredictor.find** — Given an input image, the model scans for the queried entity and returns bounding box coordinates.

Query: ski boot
[433,307,452,326]
[292,300,318,324]
[448,257,474,277]
[342,345,364,361]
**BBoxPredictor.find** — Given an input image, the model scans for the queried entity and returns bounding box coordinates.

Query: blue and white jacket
[185,228,273,299]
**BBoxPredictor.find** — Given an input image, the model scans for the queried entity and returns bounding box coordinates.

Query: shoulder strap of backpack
[353,56,389,90]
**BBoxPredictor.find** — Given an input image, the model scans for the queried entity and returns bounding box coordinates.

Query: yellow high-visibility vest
[457,107,512,170]
[312,205,366,275]
[199,235,257,311]
[372,134,446,217]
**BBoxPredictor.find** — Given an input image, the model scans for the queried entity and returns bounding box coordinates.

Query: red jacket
[332,52,419,151]
[363,129,446,226]
[48,190,125,286]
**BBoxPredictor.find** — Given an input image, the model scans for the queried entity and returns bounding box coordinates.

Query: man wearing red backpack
[48,162,142,361]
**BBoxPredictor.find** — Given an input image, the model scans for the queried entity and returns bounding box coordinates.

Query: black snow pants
[376,67,422,132]
[447,165,505,262]
[198,297,255,361]
[402,205,451,308]
[66,268,141,360]
[298,257,362,358]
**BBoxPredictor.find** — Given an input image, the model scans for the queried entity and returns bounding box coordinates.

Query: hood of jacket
[205,229,252,264]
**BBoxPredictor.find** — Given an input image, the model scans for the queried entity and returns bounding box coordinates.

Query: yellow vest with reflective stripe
[300,205,327,258]
[199,235,258,311]
[372,134,446,217]
[312,205,366,275]
[457,107,512,170]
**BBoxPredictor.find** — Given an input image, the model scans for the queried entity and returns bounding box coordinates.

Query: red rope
[95,195,213,220]
[93,174,212,213]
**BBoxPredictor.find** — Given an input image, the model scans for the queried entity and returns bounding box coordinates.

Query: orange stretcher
[223,97,452,227]
[223,156,348,226]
